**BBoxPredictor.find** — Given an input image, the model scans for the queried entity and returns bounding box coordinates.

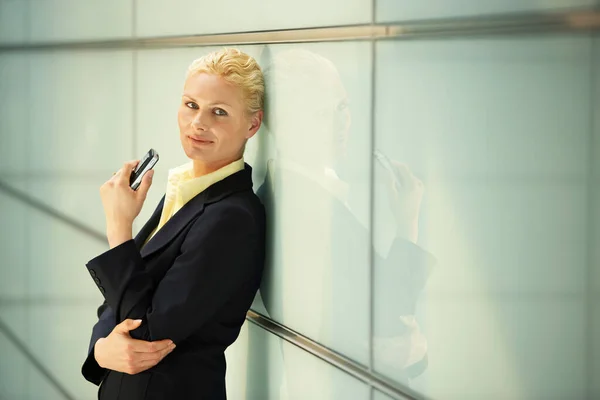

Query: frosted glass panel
[27,304,100,400]
[27,363,71,400]
[29,0,132,42]
[0,54,28,172]
[592,36,600,400]
[258,42,372,364]
[373,390,396,400]
[0,180,28,298]
[0,0,28,44]
[225,321,370,400]
[27,178,107,233]
[28,209,108,299]
[377,0,595,22]
[373,35,592,399]
[136,0,370,38]
[0,305,27,399]
[595,37,600,180]
[29,51,133,173]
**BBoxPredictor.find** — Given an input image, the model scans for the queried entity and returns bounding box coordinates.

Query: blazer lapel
[139,163,254,259]
[134,195,165,250]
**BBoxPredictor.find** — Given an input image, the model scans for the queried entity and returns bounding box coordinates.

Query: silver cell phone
[374,149,403,186]
[130,148,159,190]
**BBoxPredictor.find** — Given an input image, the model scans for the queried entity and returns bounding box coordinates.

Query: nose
[191,110,210,131]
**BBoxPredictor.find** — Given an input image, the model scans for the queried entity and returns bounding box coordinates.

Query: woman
[81,48,266,400]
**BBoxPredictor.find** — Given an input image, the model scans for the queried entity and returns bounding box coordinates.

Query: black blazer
[81,163,266,400]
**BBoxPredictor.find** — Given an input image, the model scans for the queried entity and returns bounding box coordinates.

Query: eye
[336,100,349,112]
[214,108,228,116]
[185,101,198,110]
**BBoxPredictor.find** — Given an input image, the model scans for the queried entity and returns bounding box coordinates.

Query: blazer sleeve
[373,239,435,379]
[85,204,262,344]
[81,301,115,385]
[374,238,436,321]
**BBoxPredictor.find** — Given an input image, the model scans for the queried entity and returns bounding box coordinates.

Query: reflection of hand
[373,316,428,373]
[384,161,424,244]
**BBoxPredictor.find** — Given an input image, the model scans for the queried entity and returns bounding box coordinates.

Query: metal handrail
[0,8,599,52]
[246,310,421,400]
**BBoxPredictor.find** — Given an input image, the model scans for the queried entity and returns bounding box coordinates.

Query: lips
[188,135,214,144]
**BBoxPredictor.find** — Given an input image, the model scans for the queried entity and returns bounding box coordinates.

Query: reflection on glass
[373,389,395,400]
[256,47,435,391]
[376,0,595,22]
[372,146,435,385]
[257,47,371,366]
[374,36,595,399]
[228,322,370,400]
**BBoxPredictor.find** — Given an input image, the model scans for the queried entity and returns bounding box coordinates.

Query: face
[272,66,351,167]
[178,72,262,172]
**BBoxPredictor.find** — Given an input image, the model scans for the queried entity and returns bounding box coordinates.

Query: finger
[414,176,425,192]
[116,318,142,333]
[135,358,161,372]
[390,161,413,189]
[130,338,173,353]
[134,347,174,373]
[159,343,176,360]
[117,160,139,186]
[108,169,121,183]
[133,343,175,362]
[136,169,154,197]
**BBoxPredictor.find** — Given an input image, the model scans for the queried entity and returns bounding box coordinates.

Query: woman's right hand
[384,160,424,244]
[94,319,175,375]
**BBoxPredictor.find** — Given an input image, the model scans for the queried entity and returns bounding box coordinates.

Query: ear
[246,110,263,139]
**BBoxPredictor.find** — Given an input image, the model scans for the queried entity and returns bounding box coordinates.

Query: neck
[192,157,240,178]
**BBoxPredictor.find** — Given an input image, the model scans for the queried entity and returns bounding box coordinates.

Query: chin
[182,146,206,161]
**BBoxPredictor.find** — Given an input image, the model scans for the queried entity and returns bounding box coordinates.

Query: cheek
[215,119,240,136]
[178,107,194,123]
[177,110,185,128]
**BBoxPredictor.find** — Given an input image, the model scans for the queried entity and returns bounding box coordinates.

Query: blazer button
[89,269,97,277]
[99,286,106,294]
[94,277,101,285]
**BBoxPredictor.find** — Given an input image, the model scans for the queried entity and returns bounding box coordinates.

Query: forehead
[183,72,243,104]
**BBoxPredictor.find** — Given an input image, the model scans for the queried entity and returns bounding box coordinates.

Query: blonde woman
[81,48,266,400]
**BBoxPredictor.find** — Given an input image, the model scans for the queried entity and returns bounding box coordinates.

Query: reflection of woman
[258,49,434,390]
[81,48,266,399]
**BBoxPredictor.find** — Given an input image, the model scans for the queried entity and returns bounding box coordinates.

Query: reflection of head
[262,49,351,167]
[186,48,265,114]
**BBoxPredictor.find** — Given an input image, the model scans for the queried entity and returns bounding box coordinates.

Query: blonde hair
[186,48,265,115]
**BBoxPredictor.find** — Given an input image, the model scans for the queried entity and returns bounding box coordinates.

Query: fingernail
[134,319,142,323]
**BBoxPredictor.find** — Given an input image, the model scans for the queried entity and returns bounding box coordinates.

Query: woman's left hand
[100,160,154,248]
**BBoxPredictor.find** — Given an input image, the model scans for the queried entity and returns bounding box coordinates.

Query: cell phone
[374,149,403,186]
[130,148,159,190]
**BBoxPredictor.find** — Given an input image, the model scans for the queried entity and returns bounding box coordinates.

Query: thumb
[117,318,142,333]
[137,169,154,197]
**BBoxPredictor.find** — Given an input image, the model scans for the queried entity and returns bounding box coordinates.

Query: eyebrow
[182,94,232,108]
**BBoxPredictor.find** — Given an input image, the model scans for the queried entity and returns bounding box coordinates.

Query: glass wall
[0,1,598,399]
[373,34,595,399]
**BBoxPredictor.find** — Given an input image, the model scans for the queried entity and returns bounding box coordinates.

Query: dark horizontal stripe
[0,8,599,52]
